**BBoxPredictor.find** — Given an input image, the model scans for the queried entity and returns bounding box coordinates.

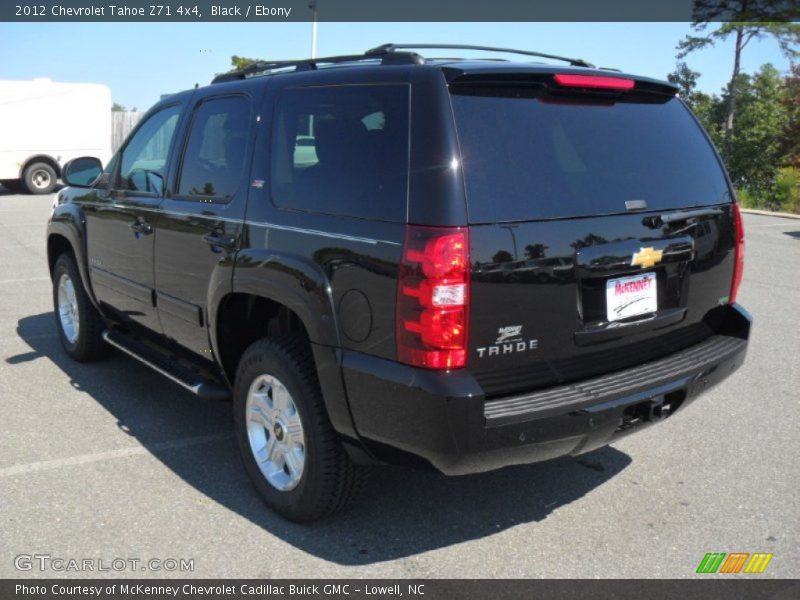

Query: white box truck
[0,78,111,194]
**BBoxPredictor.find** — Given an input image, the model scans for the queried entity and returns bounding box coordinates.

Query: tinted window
[451,92,731,223]
[118,105,181,193]
[271,85,409,221]
[178,96,251,199]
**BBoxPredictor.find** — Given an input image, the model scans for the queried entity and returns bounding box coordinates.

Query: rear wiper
[642,207,724,229]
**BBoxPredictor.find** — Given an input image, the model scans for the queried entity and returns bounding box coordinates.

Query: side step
[102,330,230,401]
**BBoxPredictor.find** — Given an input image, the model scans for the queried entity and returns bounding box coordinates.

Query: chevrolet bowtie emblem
[631,247,664,268]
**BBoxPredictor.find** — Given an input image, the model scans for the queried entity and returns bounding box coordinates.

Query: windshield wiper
[643,207,724,229]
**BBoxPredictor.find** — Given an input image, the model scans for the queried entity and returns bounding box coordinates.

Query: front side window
[271,84,409,221]
[177,96,251,200]
[117,105,181,193]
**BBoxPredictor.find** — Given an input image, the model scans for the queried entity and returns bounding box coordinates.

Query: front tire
[52,253,107,362]
[233,337,365,521]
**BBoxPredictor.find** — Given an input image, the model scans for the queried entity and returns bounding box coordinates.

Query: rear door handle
[202,230,237,251]
[130,219,152,235]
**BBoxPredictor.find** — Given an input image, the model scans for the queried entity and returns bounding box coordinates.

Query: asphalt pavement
[1,189,797,578]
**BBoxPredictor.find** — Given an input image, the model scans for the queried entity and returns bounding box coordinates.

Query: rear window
[451,91,732,223]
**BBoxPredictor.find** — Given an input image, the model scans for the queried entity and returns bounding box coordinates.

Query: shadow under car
[7,311,632,565]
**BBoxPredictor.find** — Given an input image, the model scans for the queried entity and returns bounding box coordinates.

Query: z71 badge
[476,325,539,358]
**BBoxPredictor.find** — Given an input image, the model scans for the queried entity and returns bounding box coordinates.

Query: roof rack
[211,42,594,84]
[211,50,423,84]
[366,43,594,68]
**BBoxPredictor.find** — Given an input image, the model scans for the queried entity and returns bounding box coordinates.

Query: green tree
[725,65,790,204]
[781,64,800,168]
[666,61,725,142]
[111,102,126,112]
[667,61,702,107]
[691,91,725,144]
[231,55,260,70]
[677,0,800,161]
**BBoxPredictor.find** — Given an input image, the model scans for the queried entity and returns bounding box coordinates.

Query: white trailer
[0,78,112,194]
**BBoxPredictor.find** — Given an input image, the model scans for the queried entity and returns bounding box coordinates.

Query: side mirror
[62,157,103,188]
[146,170,165,195]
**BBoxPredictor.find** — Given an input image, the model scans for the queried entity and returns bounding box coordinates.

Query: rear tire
[23,162,57,194]
[233,336,366,522]
[52,253,107,362]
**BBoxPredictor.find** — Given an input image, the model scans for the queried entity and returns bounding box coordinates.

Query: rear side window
[451,91,732,223]
[177,95,251,200]
[271,84,409,221]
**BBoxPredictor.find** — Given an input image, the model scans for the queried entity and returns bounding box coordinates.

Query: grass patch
[736,167,800,214]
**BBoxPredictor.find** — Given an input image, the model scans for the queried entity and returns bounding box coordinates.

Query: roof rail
[366,43,594,68]
[211,43,594,84]
[211,50,423,84]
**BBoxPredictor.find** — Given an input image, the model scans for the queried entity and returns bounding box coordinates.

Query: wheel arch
[214,292,312,384]
[213,265,362,445]
[215,251,341,355]
[47,233,73,275]
[47,205,99,308]
[20,154,61,179]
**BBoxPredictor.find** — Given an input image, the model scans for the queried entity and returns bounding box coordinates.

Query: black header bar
[3,0,799,22]
[3,579,799,600]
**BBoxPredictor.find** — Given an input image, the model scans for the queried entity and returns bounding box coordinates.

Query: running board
[102,330,230,401]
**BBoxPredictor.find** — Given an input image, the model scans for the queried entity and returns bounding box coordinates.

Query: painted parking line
[0,432,234,478]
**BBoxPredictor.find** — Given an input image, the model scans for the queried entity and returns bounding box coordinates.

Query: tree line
[669,62,798,213]
[670,3,799,213]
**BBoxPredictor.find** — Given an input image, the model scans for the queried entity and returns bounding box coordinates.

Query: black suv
[48,44,751,521]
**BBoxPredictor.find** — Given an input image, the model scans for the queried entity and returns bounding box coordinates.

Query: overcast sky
[0,21,793,110]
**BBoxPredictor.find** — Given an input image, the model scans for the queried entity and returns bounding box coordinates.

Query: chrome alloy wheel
[57,272,80,344]
[31,168,52,190]
[245,374,306,491]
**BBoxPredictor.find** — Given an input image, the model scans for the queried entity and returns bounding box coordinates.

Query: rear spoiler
[444,69,679,100]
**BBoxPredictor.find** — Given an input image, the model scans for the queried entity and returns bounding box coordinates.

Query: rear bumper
[342,304,751,475]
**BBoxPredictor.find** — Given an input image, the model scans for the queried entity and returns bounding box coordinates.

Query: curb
[740,208,800,220]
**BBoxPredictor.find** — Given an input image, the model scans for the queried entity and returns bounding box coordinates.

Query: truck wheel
[24,162,57,194]
[52,253,107,362]
[233,336,366,521]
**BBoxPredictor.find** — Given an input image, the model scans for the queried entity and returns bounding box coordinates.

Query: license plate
[606,272,657,322]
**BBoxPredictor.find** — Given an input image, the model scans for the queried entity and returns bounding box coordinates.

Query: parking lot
[1,189,797,578]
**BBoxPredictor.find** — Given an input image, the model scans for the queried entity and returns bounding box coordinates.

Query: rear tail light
[729,203,745,304]
[553,73,635,90]
[396,226,470,369]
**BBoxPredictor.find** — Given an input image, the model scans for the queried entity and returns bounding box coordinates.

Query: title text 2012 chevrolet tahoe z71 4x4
[48,44,750,521]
